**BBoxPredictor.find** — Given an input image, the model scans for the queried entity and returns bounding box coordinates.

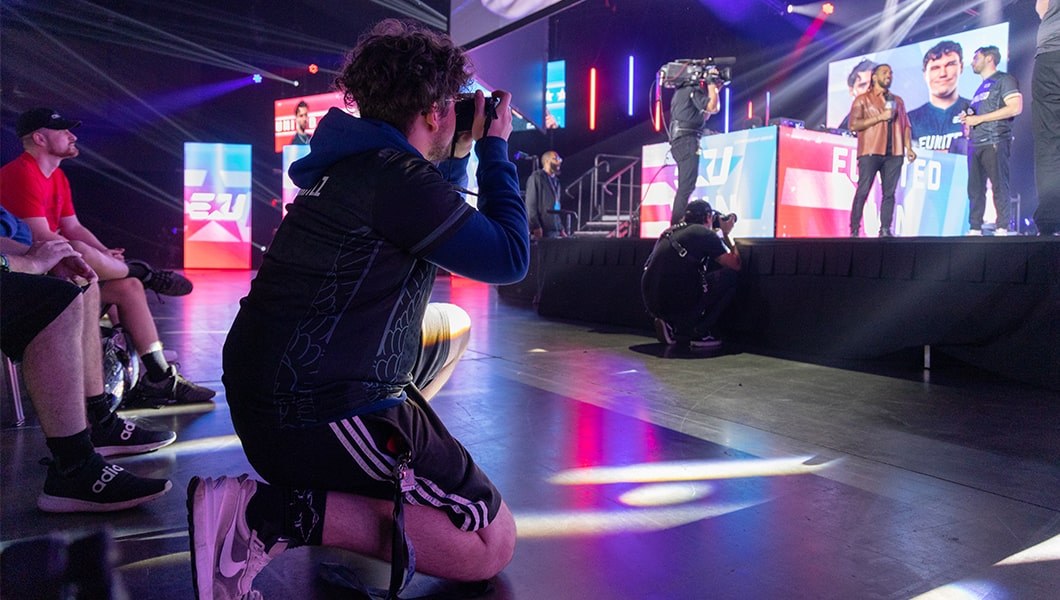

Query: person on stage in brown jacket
[847,64,918,237]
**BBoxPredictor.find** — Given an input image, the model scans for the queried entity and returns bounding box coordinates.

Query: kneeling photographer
[641,199,741,350]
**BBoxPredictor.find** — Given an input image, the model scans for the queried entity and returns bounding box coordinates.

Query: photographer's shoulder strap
[663,224,690,258]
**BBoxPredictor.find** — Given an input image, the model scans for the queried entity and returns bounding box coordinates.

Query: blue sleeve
[426,137,530,284]
[0,206,33,246]
[437,154,470,190]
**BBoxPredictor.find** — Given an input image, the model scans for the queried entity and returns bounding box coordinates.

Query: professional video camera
[711,210,738,230]
[454,93,501,132]
[659,57,735,89]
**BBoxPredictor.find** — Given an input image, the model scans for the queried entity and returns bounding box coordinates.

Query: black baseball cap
[15,108,81,138]
[684,199,713,225]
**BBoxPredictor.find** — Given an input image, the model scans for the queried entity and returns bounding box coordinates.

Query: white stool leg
[5,356,26,427]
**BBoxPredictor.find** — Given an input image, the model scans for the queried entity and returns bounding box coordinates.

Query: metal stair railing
[564,154,641,238]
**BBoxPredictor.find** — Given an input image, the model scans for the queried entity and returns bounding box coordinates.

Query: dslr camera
[454,93,501,133]
[711,210,738,230]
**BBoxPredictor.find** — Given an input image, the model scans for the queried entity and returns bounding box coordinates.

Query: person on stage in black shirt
[960,45,1023,235]
[668,78,721,225]
[642,199,741,350]
[908,40,971,152]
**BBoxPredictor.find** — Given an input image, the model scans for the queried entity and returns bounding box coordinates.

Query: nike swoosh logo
[218,498,245,579]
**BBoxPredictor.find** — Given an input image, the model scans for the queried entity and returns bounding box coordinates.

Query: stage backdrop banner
[640,127,778,239]
[184,143,252,269]
[281,144,312,216]
[775,127,969,237]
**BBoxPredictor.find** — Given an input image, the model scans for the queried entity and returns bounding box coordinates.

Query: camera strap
[662,224,691,258]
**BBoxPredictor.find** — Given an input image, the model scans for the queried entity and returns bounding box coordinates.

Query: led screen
[546,60,566,129]
[184,143,252,269]
[274,91,357,153]
[640,128,778,239]
[826,23,1009,152]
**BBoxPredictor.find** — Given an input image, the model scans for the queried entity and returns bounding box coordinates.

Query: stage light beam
[252,73,263,84]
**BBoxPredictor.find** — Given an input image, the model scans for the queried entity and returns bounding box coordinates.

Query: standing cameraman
[642,199,741,350]
[669,77,721,225]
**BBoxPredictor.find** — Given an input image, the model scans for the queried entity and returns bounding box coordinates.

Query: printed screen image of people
[273,91,357,153]
[826,23,1009,153]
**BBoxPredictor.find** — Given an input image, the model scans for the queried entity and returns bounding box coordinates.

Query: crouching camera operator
[641,199,741,350]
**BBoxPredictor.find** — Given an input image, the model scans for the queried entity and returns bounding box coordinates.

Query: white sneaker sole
[37,480,171,513]
[96,432,177,458]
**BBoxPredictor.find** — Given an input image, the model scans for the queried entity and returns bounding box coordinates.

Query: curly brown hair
[334,19,473,134]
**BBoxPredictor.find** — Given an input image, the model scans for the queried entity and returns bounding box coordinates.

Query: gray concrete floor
[2,270,1059,599]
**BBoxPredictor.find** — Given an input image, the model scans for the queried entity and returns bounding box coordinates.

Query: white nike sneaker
[187,475,287,600]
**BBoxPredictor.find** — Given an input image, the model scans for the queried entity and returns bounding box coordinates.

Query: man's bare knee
[100,276,144,303]
[473,502,516,579]
[69,242,128,280]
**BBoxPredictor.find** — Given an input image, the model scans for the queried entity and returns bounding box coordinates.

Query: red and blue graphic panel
[183,143,252,269]
[775,127,969,237]
[640,127,778,239]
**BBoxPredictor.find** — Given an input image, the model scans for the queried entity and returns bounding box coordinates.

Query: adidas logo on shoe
[93,464,125,494]
[91,414,176,457]
[120,420,135,441]
[38,453,171,513]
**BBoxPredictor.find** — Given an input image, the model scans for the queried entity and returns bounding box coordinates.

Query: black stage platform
[501,237,1060,390]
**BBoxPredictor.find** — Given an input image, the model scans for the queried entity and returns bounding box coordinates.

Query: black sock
[85,393,116,428]
[245,482,326,549]
[125,261,152,281]
[285,488,326,547]
[46,429,96,476]
[142,350,170,381]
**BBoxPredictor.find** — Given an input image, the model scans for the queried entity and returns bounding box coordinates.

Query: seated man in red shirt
[2,108,214,406]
